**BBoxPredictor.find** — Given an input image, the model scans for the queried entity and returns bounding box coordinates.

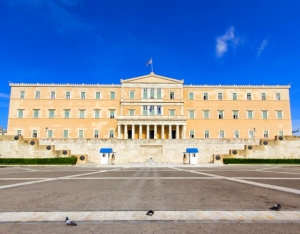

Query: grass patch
[223,158,300,164]
[0,157,77,165]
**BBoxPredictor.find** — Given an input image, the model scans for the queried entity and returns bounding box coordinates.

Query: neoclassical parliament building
[7,72,292,140]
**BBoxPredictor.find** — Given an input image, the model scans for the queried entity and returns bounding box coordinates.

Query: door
[172,130,176,139]
[128,130,132,139]
[149,130,154,139]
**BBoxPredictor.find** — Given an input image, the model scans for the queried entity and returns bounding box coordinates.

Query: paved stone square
[0,164,299,233]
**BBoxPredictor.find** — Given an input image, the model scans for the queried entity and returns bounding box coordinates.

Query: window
[233,110,238,119]
[169,110,175,116]
[64,110,70,118]
[278,130,283,136]
[143,88,148,99]
[203,110,209,119]
[234,130,239,138]
[63,130,69,138]
[129,110,135,116]
[170,91,175,99]
[262,110,268,119]
[109,130,114,138]
[157,89,162,99]
[129,91,135,99]
[35,91,40,99]
[94,110,100,118]
[189,110,195,119]
[219,130,224,138]
[276,93,281,100]
[109,110,115,118]
[263,130,269,138]
[232,93,237,100]
[157,106,162,115]
[17,130,22,136]
[95,92,101,99]
[110,91,115,99]
[18,109,24,118]
[33,109,39,118]
[32,130,37,138]
[218,110,224,119]
[78,130,84,138]
[20,91,25,99]
[143,106,148,115]
[150,89,154,99]
[247,110,253,119]
[79,110,85,119]
[47,130,53,138]
[149,105,155,115]
[94,130,99,138]
[204,130,209,138]
[261,93,266,100]
[247,93,252,100]
[49,110,55,118]
[81,92,86,99]
[276,110,283,119]
[189,130,195,138]
[66,92,71,99]
[203,92,208,100]
[218,93,222,100]
[189,92,194,100]
[50,91,55,99]
[248,130,254,138]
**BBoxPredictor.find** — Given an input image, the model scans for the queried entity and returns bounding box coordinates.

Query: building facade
[7,73,292,140]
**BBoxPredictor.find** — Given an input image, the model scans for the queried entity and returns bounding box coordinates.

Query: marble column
[146,125,149,139]
[169,124,172,139]
[132,124,135,140]
[124,124,128,139]
[154,124,157,139]
[117,124,121,139]
[161,125,164,139]
[176,125,179,139]
[139,124,142,139]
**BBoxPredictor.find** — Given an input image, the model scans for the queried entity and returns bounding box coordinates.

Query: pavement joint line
[0,211,300,222]
[172,167,300,195]
[255,166,283,171]
[258,170,300,175]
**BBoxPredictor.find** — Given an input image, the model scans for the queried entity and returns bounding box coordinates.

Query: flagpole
[151,57,154,73]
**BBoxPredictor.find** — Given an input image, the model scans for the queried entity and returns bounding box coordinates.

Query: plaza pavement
[0,163,299,233]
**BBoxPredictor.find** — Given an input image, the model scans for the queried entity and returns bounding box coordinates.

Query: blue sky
[0,0,300,133]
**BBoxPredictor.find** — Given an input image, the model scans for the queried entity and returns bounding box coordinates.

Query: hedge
[223,158,300,164]
[0,157,77,165]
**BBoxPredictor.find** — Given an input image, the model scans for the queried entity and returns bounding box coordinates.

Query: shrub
[223,158,300,164]
[0,157,77,165]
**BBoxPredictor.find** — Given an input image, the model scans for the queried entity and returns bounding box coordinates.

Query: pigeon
[146,210,154,216]
[269,204,281,211]
[65,217,77,226]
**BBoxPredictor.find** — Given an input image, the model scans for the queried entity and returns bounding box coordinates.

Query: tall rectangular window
[203,110,209,119]
[247,110,253,119]
[94,130,99,138]
[66,91,71,99]
[32,130,37,138]
[204,130,209,138]
[276,93,281,100]
[218,93,223,100]
[203,92,208,100]
[190,130,195,138]
[157,106,162,115]
[219,130,224,138]
[94,110,100,118]
[264,130,269,138]
[63,130,69,138]
[261,93,266,100]
[189,110,195,119]
[81,92,86,99]
[33,109,39,118]
[149,105,155,115]
[276,110,283,119]
[248,130,254,138]
[278,130,284,136]
[35,91,40,99]
[109,130,114,138]
[234,130,239,138]
[150,89,154,99]
[49,110,55,118]
[17,130,22,136]
[262,110,268,119]
[247,93,252,100]
[143,106,148,115]
[64,110,70,118]
[47,130,53,138]
[50,91,55,99]
[233,110,238,119]
[129,91,135,99]
[20,91,25,99]
[95,92,101,99]
[218,110,224,119]
[143,88,147,99]
[79,110,85,119]
[78,130,84,138]
[129,110,135,116]
[169,110,175,116]
[157,88,161,99]
[18,109,24,118]
[170,91,174,99]
[232,93,237,100]
[189,92,194,100]
[109,110,115,118]
[110,91,115,99]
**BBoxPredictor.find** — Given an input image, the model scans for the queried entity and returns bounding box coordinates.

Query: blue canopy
[99,148,113,153]
[186,148,199,153]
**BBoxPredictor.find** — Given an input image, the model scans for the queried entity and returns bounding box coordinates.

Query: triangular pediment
[121,73,183,84]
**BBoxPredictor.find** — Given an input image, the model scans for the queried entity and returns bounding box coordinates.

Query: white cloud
[257,39,268,57]
[0,93,10,99]
[215,26,240,58]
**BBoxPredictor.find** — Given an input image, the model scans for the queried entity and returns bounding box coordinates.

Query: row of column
[117,124,186,140]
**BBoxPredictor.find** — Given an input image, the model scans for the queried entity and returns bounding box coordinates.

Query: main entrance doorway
[149,130,154,139]
[172,130,176,139]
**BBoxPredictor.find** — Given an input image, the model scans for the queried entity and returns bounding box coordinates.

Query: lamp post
[253,128,256,139]
[0,126,7,136]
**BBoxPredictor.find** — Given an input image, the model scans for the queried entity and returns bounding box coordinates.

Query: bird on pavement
[269,204,281,211]
[65,217,77,226]
[146,210,154,216]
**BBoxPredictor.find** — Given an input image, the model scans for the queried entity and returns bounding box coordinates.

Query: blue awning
[186,148,198,153]
[99,148,113,153]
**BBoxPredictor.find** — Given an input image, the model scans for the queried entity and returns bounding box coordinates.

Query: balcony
[117,115,186,122]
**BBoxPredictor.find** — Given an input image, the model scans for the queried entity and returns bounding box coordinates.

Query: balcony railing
[117,115,186,120]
